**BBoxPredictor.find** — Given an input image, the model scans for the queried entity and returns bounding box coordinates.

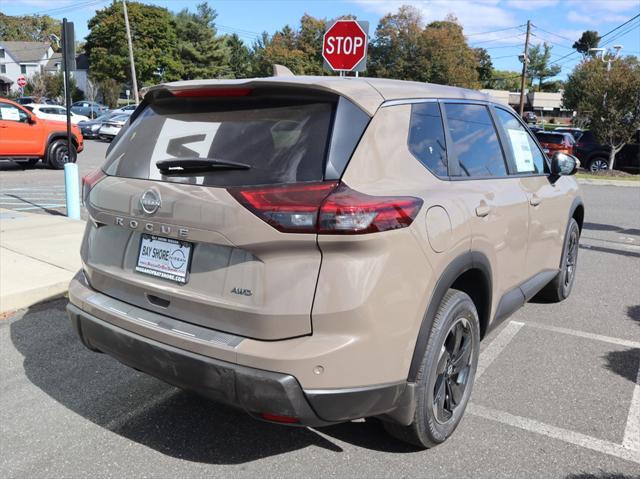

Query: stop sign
[323,20,368,72]
[17,75,27,88]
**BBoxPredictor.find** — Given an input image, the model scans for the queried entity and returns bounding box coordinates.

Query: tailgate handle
[146,294,170,309]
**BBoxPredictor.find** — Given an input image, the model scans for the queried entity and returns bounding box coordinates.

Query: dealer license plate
[135,234,192,284]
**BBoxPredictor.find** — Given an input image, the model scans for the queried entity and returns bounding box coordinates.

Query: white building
[0,41,89,96]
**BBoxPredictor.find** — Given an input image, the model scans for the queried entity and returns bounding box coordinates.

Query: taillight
[228,181,423,235]
[318,184,423,234]
[260,412,300,424]
[82,168,106,205]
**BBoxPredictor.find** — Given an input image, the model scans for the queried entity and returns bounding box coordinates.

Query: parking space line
[525,321,640,349]
[476,321,524,379]
[623,365,640,451]
[468,403,640,464]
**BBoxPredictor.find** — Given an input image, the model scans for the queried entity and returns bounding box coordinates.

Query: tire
[46,139,76,169]
[535,218,580,302]
[384,289,480,448]
[588,157,609,172]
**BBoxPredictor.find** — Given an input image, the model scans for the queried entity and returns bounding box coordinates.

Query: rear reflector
[229,181,422,235]
[81,168,106,205]
[171,87,252,98]
[260,413,300,424]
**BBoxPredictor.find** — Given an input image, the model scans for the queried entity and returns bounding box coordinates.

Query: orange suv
[0,98,83,169]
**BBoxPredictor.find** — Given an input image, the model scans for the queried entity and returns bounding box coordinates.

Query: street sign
[322,20,369,72]
[16,75,26,88]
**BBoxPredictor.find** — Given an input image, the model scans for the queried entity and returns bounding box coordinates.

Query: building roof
[0,41,51,63]
[146,76,491,116]
[44,52,62,72]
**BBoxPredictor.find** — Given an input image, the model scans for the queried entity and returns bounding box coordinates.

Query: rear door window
[408,102,447,177]
[495,107,546,174]
[443,103,507,177]
[104,98,334,187]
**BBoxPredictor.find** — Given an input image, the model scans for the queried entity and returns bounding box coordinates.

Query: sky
[3,0,640,80]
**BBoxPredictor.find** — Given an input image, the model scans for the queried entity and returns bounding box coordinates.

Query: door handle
[475,202,491,217]
[530,195,542,207]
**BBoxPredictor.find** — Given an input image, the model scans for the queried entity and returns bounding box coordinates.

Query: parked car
[554,127,584,141]
[70,101,109,119]
[522,111,537,123]
[78,111,131,139]
[24,104,90,125]
[97,114,130,141]
[70,77,583,449]
[535,131,576,156]
[15,96,58,106]
[111,104,138,114]
[574,129,640,173]
[0,97,83,169]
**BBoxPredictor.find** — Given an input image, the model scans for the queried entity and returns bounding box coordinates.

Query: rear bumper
[67,272,414,426]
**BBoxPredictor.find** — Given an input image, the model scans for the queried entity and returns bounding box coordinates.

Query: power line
[16,0,107,17]
[470,32,525,46]
[465,24,526,37]
[530,24,576,43]
[601,12,640,38]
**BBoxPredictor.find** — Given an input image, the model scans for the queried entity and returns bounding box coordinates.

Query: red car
[0,97,83,169]
[535,131,575,156]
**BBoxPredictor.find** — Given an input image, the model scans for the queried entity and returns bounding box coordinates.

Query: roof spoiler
[272,64,295,77]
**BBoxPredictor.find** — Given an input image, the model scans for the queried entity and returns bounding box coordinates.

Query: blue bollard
[64,162,81,220]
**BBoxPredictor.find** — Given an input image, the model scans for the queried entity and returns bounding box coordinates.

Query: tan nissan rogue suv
[67,76,583,448]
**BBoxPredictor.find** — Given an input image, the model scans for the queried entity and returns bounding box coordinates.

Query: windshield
[103,97,334,187]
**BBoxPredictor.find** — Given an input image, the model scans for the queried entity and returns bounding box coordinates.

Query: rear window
[103,98,334,187]
[535,133,564,144]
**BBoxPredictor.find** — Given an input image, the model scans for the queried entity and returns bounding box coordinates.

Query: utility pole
[518,20,531,117]
[122,0,139,104]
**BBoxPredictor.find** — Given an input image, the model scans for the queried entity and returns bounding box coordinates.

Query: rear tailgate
[82,85,370,340]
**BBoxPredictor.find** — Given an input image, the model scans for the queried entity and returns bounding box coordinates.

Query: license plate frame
[135,234,193,285]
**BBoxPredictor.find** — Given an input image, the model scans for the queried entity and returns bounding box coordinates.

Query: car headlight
[91,124,101,131]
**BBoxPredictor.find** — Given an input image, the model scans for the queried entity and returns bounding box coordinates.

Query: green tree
[421,16,480,88]
[97,78,121,108]
[573,30,601,58]
[174,3,230,80]
[226,34,252,79]
[526,43,561,90]
[85,2,181,86]
[368,5,424,80]
[486,70,521,91]
[475,48,493,87]
[0,13,60,48]
[368,8,479,87]
[563,56,640,169]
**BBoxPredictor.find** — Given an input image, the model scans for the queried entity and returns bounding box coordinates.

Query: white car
[111,104,138,114]
[98,114,130,141]
[25,104,90,124]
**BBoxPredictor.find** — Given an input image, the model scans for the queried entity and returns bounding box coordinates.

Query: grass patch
[577,171,640,182]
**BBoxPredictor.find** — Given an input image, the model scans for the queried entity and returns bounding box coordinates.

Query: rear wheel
[46,139,76,169]
[384,289,480,448]
[536,218,580,302]
[588,157,609,172]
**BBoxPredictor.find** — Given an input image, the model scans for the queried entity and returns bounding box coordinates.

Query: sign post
[61,18,80,219]
[322,20,369,75]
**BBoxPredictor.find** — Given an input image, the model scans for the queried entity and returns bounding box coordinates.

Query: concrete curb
[577,179,640,187]
[0,285,69,316]
[0,208,83,314]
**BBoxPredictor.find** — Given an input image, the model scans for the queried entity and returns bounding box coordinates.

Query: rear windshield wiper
[156,157,251,174]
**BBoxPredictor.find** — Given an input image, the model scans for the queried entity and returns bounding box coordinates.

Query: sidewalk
[0,209,85,314]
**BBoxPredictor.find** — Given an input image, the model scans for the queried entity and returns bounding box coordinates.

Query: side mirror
[28,115,38,125]
[550,152,579,176]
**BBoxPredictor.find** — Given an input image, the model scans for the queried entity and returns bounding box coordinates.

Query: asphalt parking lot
[0,140,108,218]
[1,144,639,478]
